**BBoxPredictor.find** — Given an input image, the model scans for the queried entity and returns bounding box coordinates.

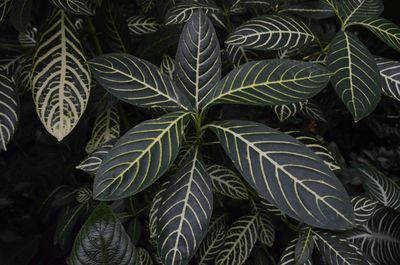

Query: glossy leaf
[273,101,306,122]
[375,57,400,101]
[148,180,170,239]
[127,16,162,35]
[226,43,260,67]
[351,195,379,225]
[340,0,383,26]
[159,54,175,80]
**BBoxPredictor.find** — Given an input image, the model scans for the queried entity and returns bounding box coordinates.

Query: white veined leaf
[9,0,32,33]
[157,146,213,265]
[259,196,286,217]
[215,214,258,265]
[85,106,120,153]
[209,120,355,230]
[304,52,327,65]
[225,15,315,51]
[75,187,92,203]
[136,0,155,13]
[50,0,95,15]
[94,111,190,200]
[295,228,315,265]
[273,101,306,122]
[314,231,371,265]
[175,10,221,111]
[165,2,222,25]
[76,139,117,175]
[31,10,91,141]
[375,57,400,101]
[322,0,339,13]
[351,195,379,225]
[159,54,175,80]
[148,180,170,239]
[347,207,400,265]
[231,0,276,12]
[196,214,227,265]
[18,27,37,47]
[0,0,12,23]
[340,0,383,26]
[127,16,162,35]
[0,72,19,151]
[148,237,163,264]
[138,248,154,265]
[207,164,249,200]
[280,1,335,20]
[277,47,301,59]
[251,199,275,247]
[299,101,327,122]
[226,43,260,67]
[278,239,313,265]
[326,31,381,122]
[357,164,400,211]
[173,135,197,170]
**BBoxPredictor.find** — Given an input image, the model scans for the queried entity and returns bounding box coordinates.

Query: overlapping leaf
[137,248,154,265]
[18,27,37,47]
[226,44,260,67]
[148,180,170,239]
[351,195,379,225]
[295,228,315,264]
[9,0,32,32]
[327,31,381,122]
[165,2,222,25]
[31,10,91,141]
[252,199,275,247]
[157,147,213,265]
[50,0,94,15]
[54,203,86,249]
[209,120,354,230]
[136,0,154,13]
[159,54,175,80]
[76,139,116,175]
[205,59,330,109]
[89,53,190,111]
[127,16,162,35]
[225,15,315,51]
[273,102,306,122]
[278,239,312,265]
[280,1,335,20]
[299,102,327,122]
[94,111,190,200]
[375,57,400,101]
[340,0,383,26]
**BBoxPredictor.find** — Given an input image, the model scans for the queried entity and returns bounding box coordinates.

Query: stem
[85,17,102,56]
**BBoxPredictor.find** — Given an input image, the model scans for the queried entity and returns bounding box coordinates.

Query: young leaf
[375,57,400,101]
[31,10,91,141]
[273,102,306,122]
[340,0,383,26]
[94,111,190,200]
[127,16,162,35]
[327,31,381,122]
[225,15,315,51]
[9,0,32,32]
[89,53,190,111]
[205,60,330,109]
[278,239,312,265]
[68,203,137,265]
[209,120,355,230]
[175,10,221,111]
[165,3,222,25]
[136,0,154,13]
[76,139,116,175]
[215,214,258,265]
[295,228,315,265]
[252,199,275,247]
[351,195,379,225]
[50,0,94,15]
[157,147,213,265]
[137,248,154,265]
[148,180,170,239]
[0,72,19,151]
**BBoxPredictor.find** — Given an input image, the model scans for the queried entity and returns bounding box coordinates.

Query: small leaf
[136,0,155,13]
[375,57,400,101]
[273,102,306,122]
[127,16,162,35]
[351,195,379,225]
[295,228,315,265]
[50,0,94,15]
[226,43,260,67]
[252,199,275,247]
[299,102,327,122]
[68,203,137,265]
[159,54,175,80]
[137,248,154,265]
[18,27,37,47]
[76,139,116,175]
[0,0,12,23]
[278,239,312,265]
[340,0,383,26]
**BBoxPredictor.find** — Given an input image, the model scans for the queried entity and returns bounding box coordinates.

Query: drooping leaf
[165,2,222,25]
[351,195,379,225]
[251,199,275,247]
[226,43,260,67]
[68,203,137,265]
[273,101,306,122]
[0,71,19,151]
[209,120,355,230]
[278,239,312,265]
[225,15,315,51]
[127,16,162,35]
[148,180,170,239]
[205,60,330,109]
[54,203,86,249]
[215,214,258,265]
[295,228,315,265]
[89,53,190,111]
[94,111,190,200]
[9,0,32,32]
[157,146,213,265]
[175,10,221,111]
[375,57,400,101]
[50,0,94,15]
[340,0,383,26]
[207,164,249,200]
[31,10,91,141]
[159,54,175,80]
[327,31,381,122]
[137,248,154,265]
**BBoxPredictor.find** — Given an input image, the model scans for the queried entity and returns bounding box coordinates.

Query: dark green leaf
[375,57,400,101]
[351,195,379,225]
[54,203,86,249]
[10,0,32,32]
[50,0,94,15]
[278,239,312,265]
[340,0,383,26]
[295,228,314,265]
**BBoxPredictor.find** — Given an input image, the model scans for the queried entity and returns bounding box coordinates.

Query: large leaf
[278,239,312,265]
[340,0,383,26]
[31,10,91,141]
[0,72,19,151]
[209,120,355,230]
[50,0,94,15]
[157,146,213,265]
[68,203,137,265]
[204,59,330,109]
[375,57,400,101]
[215,214,258,265]
[225,15,315,51]
[89,53,190,111]
[127,16,162,35]
[327,31,381,122]
[9,0,32,32]
[175,10,221,111]
[165,2,221,25]
[357,164,400,211]
[351,195,379,225]
[94,111,190,200]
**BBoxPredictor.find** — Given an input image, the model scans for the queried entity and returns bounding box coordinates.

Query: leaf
[127,16,162,35]
[225,15,315,51]
[165,3,222,25]
[205,59,330,109]
[347,207,400,265]
[89,53,190,111]
[148,180,170,239]
[209,120,355,230]
[273,101,306,122]
[351,195,379,225]
[50,0,94,15]
[295,228,315,265]
[278,239,312,265]
[226,44,260,68]
[216,214,258,265]
[76,139,116,175]
[259,196,286,217]
[252,199,275,247]
[0,0,12,23]
[18,27,37,47]
[0,71,19,151]
[340,0,383,26]
[246,246,276,265]
[136,26,182,58]
[136,0,155,13]
[314,231,371,265]
[196,215,227,265]
[9,0,32,32]
[157,146,213,265]
[54,203,86,249]
[207,164,249,200]
[68,203,137,265]
[94,111,190,200]
[160,54,175,80]
[85,106,120,153]
[75,187,92,203]
[322,0,339,13]
[127,217,142,245]
[299,102,327,122]
[138,248,154,265]
[326,31,381,122]
[175,10,221,111]
[31,10,91,141]
[357,164,400,211]
[375,57,400,101]
[280,1,335,20]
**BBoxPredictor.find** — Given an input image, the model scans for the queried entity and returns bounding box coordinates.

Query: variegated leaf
[278,239,313,265]
[295,228,315,265]
[31,10,91,141]
[273,101,306,122]
[259,196,286,217]
[340,0,383,26]
[226,15,315,51]
[351,195,379,225]
[50,0,95,15]
[375,57,400,101]
[165,3,222,25]
[209,120,355,230]
[299,102,327,122]
[94,111,190,200]
[252,199,275,247]
[159,54,175,80]
[215,214,258,265]
[127,16,162,35]
[174,135,197,169]
[0,72,19,151]
[75,187,92,203]
[138,248,154,265]
[157,146,213,265]
[226,44,260,67]
[148,180,170,239]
